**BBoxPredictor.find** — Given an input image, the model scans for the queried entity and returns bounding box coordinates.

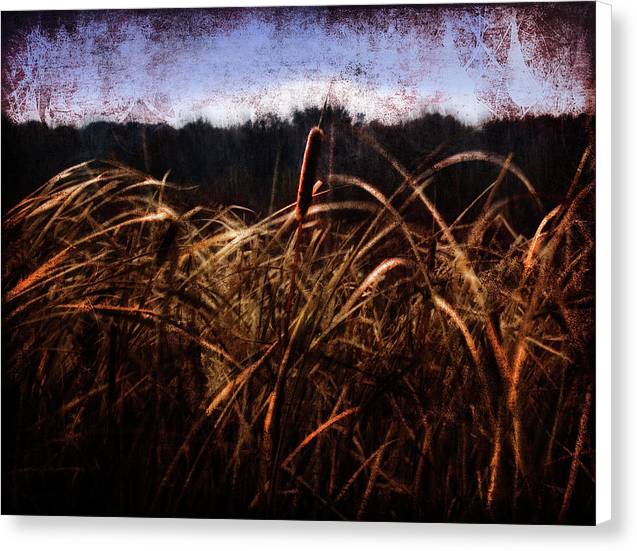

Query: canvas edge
[595,0,611,527]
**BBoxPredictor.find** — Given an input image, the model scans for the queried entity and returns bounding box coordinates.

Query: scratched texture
[1,3,595,127]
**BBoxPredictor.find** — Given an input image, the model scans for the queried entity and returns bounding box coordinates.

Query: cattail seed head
[295,126,324,223]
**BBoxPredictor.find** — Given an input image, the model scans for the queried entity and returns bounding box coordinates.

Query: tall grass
[2,124,595,523]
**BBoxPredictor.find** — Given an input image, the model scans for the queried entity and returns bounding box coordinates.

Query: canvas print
[1,3,596,523]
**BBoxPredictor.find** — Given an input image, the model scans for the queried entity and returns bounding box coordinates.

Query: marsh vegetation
[2,110,595,523]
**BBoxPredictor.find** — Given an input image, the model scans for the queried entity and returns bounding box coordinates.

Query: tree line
[2,108,592,233]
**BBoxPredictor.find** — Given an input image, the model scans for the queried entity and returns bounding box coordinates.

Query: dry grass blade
[335,439,395,503]
[558,388,592,522]
[356,424,394,520]
[487,415,503,511]
[282,407,359,469]
[523,205,561,279]
[428,150,542,210]
[6,211,172,302]
[338,258,413,322]
[205,341,278,415]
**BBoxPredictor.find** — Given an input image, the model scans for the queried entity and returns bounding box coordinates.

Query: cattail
[294,126,324,223]
[285,126,324,333]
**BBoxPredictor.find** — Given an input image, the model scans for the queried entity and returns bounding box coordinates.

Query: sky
[1,3,595,128]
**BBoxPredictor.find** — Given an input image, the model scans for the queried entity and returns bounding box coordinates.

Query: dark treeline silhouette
[2,108,592,233]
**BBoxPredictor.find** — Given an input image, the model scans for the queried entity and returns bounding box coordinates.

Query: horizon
[0,102,594,132]
[1,4,595,128]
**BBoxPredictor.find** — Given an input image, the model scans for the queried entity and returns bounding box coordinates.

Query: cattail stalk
[285,126,324,332]
[295,127,324,224]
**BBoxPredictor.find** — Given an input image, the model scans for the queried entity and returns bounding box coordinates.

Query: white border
[595,0,611,526]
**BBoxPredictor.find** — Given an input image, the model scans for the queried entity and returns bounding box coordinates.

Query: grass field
[1,123,595,523]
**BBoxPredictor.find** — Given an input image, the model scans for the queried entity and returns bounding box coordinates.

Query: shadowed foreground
[2,127,595,523]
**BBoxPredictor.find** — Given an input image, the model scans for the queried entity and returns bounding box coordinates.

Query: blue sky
[1,4,595,127]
